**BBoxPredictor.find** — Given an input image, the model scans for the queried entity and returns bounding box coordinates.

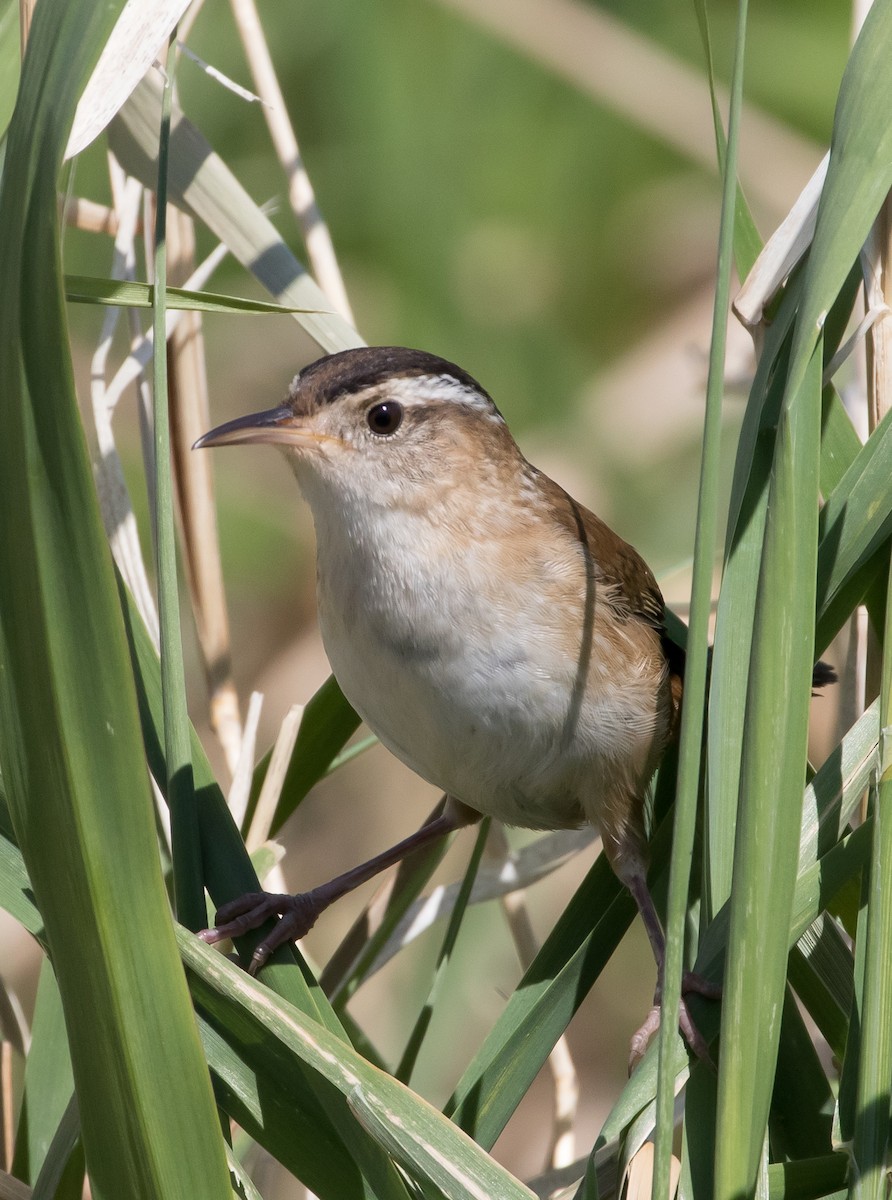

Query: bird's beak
[193,406,315,451]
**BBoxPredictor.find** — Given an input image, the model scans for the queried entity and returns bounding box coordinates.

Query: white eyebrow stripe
[366,374,505,420]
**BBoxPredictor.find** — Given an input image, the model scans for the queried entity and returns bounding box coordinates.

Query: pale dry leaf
[66,0,192,160]
[624,1142,680,1200]
[0,1170,31,1200]
[734,153,829,328]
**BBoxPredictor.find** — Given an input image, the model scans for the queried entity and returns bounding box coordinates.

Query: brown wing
[537,472,665,630]
[536,471,685,702]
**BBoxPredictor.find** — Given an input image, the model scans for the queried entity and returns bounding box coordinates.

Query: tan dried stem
[859,0,888,738]
[60,195,139,237]
[487,824,579,1174]
[18,0,35,56]
[0,1166,31,1200]
[865,205,892,434]
[1,1043,11,1172]
[246,704,305,852]
[624,1141,680,1200]
[228,691,264,831]
[91,159,160,648]
[855,207,891,787]
[167,207,243,776]
[228,0,355,323]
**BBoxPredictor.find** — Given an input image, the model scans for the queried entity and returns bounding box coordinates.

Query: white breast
[310,496,595,827]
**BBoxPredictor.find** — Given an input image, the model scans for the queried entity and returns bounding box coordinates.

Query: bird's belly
[318,593,589,830]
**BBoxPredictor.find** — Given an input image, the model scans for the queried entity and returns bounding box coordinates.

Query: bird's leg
[600,826,720,1071]
[200,797,480,974]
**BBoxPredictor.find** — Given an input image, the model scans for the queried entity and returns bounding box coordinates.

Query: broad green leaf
[815,405,892,639]
[771,988,833,1159]
[31,1097,84,1200]
[0,0,231,1194]
[788,914,853,1061]
[765,1154,848,1199]
[117,576,410,1200]
[182,931,536,1200]
[196,1013,375,1200]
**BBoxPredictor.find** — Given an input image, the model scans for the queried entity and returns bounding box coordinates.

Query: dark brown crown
[288,346,499,416]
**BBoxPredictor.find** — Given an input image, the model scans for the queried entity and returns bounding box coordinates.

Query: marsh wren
[197,345,716,1062]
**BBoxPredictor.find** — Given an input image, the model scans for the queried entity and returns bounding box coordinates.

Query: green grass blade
[715,3,892,1188]
[654,3,748,1187]
[117,571,336,1018]
[117,576,411,1199]
[395,820,489,1085]
[815,405,892,645]
[819,388,862,495]
[65,274,321,313]
[691,0,761,277]
[788,914,853,1060]
[31,1096,84,1200]
[182,930,536,1200]
[706,286,796,913]
[849,557,892,1196]
[771,988,833,1158]
[0,0,231,1193]
[715,338,823,1200]
[195,1011,377,1200]
[446,829,651,1148]
[0,790,43,941]
[766,1154,848,1199]
[151,38,204,932]
[709,267,859,916]
[324,819,454,1007]
[11,961,74,1186]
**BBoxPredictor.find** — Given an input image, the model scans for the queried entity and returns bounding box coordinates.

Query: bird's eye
[366,401,403,436]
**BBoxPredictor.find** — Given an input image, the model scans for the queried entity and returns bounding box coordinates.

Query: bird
[195,345,714,1063]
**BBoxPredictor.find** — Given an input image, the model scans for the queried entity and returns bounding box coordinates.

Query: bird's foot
[628,971,721,1073]
[199,890,322,974]
[680,970,722,1001]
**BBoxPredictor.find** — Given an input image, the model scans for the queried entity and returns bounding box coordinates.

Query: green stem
[395,820,490,1086]
[152,42,203,932]
[652,1,748,1193]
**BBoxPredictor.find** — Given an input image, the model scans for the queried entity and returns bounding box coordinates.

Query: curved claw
[198,890,323,973]
[628,972,721,1073]
[629,1004,661,1073]
[628,997,715,1073]
[681,970,722,1001]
